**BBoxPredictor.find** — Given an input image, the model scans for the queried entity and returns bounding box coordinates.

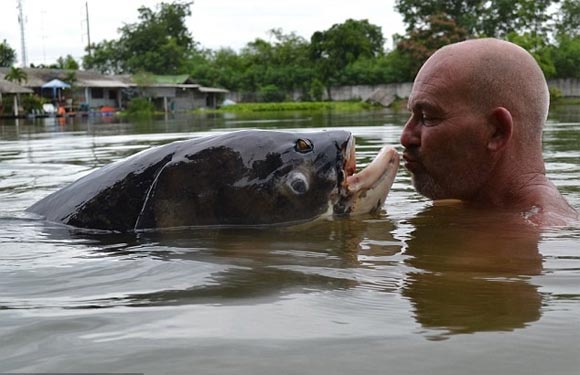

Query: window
[92,87,104,99]
[109,90,117,100]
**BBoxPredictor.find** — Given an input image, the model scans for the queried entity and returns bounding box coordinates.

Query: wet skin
[27,130,398,232]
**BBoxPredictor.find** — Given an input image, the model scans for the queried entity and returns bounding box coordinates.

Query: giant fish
[27,130,399,232]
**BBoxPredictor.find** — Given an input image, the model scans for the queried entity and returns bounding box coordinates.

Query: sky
[1,0,405,67]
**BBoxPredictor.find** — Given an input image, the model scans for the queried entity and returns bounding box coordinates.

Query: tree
[551,34,580,78]
[83,1,196,74]
[83,40,124,74]
[396,13,468,77]
[310,19,385,97]
[56,55,80,70]
[189,29,317,100]
[395,0,556,38]
[555,0,580,37]
[4,66,27,84]
[339,49,414,85]
[0,39,17,67]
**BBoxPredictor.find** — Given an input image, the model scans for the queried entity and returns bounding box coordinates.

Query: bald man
[400,38,578,226]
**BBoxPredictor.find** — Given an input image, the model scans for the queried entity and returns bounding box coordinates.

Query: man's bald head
[418,38,549,145]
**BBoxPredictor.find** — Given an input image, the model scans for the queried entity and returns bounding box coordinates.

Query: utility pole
[17,0,27,67]
[85,1,92,56]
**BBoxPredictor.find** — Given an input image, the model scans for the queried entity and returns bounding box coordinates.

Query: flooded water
[0,109,579,374]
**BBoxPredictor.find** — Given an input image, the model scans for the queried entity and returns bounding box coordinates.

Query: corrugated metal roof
[77,79,129,88]
[199,87,229,93]
[152,75,193,84]
[144,83,201,88]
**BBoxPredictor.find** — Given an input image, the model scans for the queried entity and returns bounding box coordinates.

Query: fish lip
[334,136,399,216]
[331,135,356,215]
[343,135,357,179]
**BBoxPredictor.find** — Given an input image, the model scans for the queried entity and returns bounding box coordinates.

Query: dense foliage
[0,39,17,67]
[83,1,195,74]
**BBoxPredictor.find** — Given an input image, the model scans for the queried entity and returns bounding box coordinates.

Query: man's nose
[400,117,421,149]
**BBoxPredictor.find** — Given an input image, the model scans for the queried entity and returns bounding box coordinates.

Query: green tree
[189,48,246,90]
[83,1,195,74]
[0,39,17,67]
[4,66,27,84]
[310,19,385,97]
[395,0,556,38]
[83,40,124,74]
[189,29,316,100]
[555,0,580,37]
[396,13,468,77]
[551,35,580,78]
[339,49,414,85]
[56,55,80,70]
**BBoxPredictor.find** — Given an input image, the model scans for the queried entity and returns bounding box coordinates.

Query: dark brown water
[0,109,579,374]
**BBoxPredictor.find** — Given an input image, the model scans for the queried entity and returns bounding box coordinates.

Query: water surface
[1,110,579,374]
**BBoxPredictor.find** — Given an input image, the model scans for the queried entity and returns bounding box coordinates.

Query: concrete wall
[323,82,413,101]
[226,79,580,103]
[547,78,580,97]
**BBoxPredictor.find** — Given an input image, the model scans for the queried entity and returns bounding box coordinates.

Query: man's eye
[420,113,438,126]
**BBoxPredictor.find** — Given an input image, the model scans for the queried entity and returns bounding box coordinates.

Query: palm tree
[4,67,28,116]
[4,66,27,85]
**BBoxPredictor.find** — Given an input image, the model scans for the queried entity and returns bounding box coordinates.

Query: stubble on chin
[411,172,448,200]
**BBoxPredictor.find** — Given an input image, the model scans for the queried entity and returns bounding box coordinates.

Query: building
[0,78,34,117]
[0,68,229,115]
[115,74,229,111]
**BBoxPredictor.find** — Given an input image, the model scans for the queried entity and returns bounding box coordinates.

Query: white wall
[226,79,580,103]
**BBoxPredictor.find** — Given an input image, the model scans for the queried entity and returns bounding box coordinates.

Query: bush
[549,86,563,103]
[126,97,155,115]
[258,84,286,102]
[1,96,14,115]
[308,79,325,102]
[21,95,45,114]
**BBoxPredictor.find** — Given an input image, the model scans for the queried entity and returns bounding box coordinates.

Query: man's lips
[402,151,421,171]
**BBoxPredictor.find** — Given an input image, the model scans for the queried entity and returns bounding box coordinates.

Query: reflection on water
[401,202,543,338]
[0,109,579,374]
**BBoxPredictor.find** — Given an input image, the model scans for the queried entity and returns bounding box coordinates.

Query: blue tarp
[41,79,71,89]
[42,79,71,101]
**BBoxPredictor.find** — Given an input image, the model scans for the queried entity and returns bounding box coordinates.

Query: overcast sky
[1,0,405,67]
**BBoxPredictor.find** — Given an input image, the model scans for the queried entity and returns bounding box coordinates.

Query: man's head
[400,38,549,201]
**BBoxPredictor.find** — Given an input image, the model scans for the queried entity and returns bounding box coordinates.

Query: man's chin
[412,175,448,200]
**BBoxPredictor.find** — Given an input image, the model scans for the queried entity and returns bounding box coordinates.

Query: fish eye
[287,172,309,195]
[295,138,313,153]
[291,179,308,194]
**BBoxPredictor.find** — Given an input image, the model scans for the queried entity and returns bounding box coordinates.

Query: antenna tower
[17,0,27,67]
[85,1,92,56]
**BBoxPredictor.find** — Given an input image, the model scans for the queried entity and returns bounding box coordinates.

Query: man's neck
[470,167,578,226]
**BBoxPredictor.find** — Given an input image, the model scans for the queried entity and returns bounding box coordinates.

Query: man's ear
[488,107,513,151]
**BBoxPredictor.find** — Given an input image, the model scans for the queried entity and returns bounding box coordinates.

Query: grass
[202,101,380,113]
[551,97,580,106]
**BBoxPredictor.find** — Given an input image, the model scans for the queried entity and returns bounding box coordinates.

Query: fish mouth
[335,136,400,215]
